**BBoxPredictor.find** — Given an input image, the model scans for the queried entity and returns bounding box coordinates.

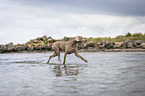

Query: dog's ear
[75,36,82,42]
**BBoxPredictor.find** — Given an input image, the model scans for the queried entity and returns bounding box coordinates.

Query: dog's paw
[84,60,88,63]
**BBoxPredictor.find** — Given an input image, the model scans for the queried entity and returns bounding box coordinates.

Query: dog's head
[74,36,82,42]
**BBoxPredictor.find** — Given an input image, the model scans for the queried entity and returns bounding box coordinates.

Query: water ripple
[0,52,145,96]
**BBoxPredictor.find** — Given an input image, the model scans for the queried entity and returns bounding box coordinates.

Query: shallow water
[0,52,145,96]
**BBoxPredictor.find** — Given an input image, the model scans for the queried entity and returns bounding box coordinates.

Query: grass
[83,33,145,43]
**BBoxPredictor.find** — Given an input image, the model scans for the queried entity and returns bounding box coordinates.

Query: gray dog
[47,36,88,64]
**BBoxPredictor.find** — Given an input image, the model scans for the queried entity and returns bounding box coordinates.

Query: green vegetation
[84,32,145,42]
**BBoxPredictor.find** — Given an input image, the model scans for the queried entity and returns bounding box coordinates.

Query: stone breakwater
[1,36,145,53]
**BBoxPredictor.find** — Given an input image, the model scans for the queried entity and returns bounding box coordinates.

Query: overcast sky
[0,0,145,44]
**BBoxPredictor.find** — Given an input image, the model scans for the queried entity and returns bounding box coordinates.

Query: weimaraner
[47,36,88,64]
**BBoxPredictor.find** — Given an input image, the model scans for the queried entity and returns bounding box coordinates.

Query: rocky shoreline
[1,36,145,53]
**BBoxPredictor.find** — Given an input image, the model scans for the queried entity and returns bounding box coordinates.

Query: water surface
[0,52,145,96]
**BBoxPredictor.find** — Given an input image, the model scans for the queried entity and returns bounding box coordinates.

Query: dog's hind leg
[63,52,67,64]
[47,51,57,63]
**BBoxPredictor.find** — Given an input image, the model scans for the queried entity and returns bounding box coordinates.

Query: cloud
[50,14,145,37]
[13,0,145,16]
[0,0,145,44]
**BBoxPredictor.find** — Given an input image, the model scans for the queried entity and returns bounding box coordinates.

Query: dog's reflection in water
[53,64,79,77]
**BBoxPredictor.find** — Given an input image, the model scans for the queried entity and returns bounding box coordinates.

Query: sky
[0,0,145,44]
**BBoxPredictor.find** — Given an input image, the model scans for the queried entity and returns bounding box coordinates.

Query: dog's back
[52,41,67,52]
[52,39,77,52]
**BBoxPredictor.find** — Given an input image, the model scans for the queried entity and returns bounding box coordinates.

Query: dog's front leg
[74,51,88,63]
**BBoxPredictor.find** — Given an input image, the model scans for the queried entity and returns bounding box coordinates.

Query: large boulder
[6,42,15,52]
[127,42,133,48]
[136,40,144,45]
[99,40,106,49]
[113,42,123,49]
[84,41,96,49]
[27,46,35,52]
[14,46,24,52]
[121,39,133,48]
[131,40,140,48]
[105,41,115,49]
[0,45,7,53]
[22,46,29,51]
[140,43,145,49]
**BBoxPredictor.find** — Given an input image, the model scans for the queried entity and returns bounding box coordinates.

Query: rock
[37,40,43,43]
[113,42,123,49]
[22,46,29,51]
[27,46,35,51]
[84,41,96,49]
[136,40,144,45]
[140,43,145,49]
[35,46,45,51]
[121,39,133,48]
[46,39,54,46]
[42,35,47,41]
[99,44,105,49]
[113,45,121,49]
[131,40,137,47]
[126,42,133,48]
[31,43,39,47]
[39,41,45,46]
[0,45,7,53]
[36,37,43,41]
[47,39,53,43]
[27,44,33,48]
[14,46,24,52]
[33,40,39,43]
[105,41,115,49]
[44,45,52,51]
[100,40,106,45]
[6,42,15,52]
[78,43,85,50]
